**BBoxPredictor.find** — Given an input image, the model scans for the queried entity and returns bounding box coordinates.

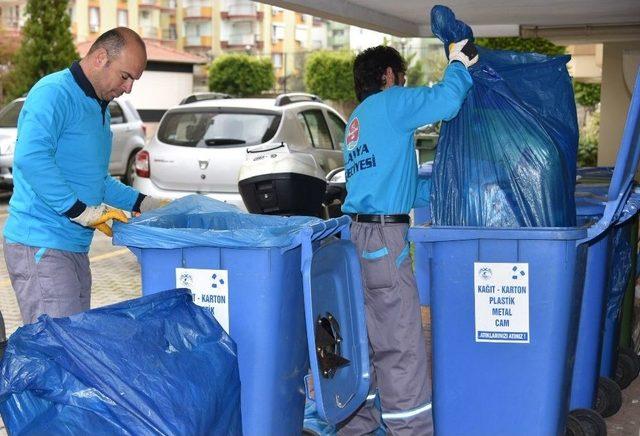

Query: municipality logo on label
[178,273,193,287]
[478,267,492,280]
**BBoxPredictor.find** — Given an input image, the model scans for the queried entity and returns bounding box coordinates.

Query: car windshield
[158,110,281,147]
[0,100,24,128]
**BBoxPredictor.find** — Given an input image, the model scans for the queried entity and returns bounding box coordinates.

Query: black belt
[348,214,410,224]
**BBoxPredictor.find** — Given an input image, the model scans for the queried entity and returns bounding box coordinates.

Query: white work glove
[70,205,129,237]
[448,39,479,68]
[139,196,170,213]
[70,204,108,227]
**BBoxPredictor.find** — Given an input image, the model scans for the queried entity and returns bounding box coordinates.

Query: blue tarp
[429,5,578,227]
[0,289,242,435]
[113,195,347,251]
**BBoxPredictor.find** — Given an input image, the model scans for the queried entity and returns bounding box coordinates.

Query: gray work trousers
[4,240,91,324]
[338,222,433,436]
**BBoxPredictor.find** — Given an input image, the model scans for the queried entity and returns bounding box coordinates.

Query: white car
[0,97,146,186]
[133,93,347,210]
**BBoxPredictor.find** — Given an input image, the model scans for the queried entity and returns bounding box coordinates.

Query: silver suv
[0,97,146,186]
[133,93,346,210]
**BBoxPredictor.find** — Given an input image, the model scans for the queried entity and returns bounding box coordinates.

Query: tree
[0,25,21,104]
[573,81,600,109]
[578,110,599,167]
[4,0,78,101]
[475,37,565,56]
[208,54,274,97]
[304,51,355,102]
[405,52,427,87]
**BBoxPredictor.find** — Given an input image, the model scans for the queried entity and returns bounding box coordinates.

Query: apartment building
[1,0,329,91]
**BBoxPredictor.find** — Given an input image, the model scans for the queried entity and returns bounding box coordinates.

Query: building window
[89,7,100,33]
[117,10,128,27]
[295,25,306,43]
[272,53,282,69]
[271,24,284,41]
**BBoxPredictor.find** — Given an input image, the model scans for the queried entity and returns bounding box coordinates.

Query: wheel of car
[123,150,140,186]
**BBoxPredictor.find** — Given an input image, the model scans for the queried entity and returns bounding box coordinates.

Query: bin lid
[602,68,640,226]
[301,237,370,425]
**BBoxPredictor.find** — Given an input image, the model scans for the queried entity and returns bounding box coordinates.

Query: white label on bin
[176,268,230,334]
[474,262,529,343]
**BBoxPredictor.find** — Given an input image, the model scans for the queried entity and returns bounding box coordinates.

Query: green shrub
[304,51,355,102]
[208,54,274,97]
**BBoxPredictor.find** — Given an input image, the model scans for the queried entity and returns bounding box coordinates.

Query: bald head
[80,27,147,101]
[88,27,147,63]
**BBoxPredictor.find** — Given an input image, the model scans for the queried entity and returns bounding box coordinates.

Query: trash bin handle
[304,374,313,401]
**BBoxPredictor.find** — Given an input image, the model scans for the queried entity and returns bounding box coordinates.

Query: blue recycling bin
[414,163,433,305]
[409,225,587,434]
[112,197,370,436]
[408,65,640,436]
[569,189,613,413]
[600,200,640,380]
[572,70,640,410]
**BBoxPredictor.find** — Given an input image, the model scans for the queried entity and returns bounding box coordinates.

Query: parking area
[0,188,639,434]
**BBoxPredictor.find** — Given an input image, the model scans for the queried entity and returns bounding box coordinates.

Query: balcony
[184,35,212,48]
[139,0,160,9]
[184,6,212,20]
[0,17,20,30]
[220,33,263,50]
[220,2,263,20]
[140,25,159,39]
[160,0,176,10]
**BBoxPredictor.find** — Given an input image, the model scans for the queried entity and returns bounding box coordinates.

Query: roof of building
[76,39,207,65]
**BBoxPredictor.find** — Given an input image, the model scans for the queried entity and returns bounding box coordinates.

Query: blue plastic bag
[429,5,578,227]
[0,289,242,435]
[113,195,346,251]
[606,224,633,322]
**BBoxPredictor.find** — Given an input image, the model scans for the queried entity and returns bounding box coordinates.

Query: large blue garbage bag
[429,5,578,227]
[0,289,242,435]
[113,195,342,251]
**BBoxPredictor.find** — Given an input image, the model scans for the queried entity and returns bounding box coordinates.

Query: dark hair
[87,27,146,60]
[353,46,406,102]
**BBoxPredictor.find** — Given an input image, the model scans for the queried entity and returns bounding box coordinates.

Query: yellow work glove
[89,209,129,237]
[70,205,128,237]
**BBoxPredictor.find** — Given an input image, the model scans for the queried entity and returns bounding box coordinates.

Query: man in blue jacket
[3,28,164,324]
[339,41,478,435]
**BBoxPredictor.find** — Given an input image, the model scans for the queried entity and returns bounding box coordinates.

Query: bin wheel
[568,409,607,436]
[615,351,638,389]
[615,347,640,389]
[302,430,320,436]
[565,414,586,436]
[595,376,622,418]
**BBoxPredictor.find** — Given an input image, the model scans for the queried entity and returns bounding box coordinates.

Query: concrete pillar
[598,41,640,165]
